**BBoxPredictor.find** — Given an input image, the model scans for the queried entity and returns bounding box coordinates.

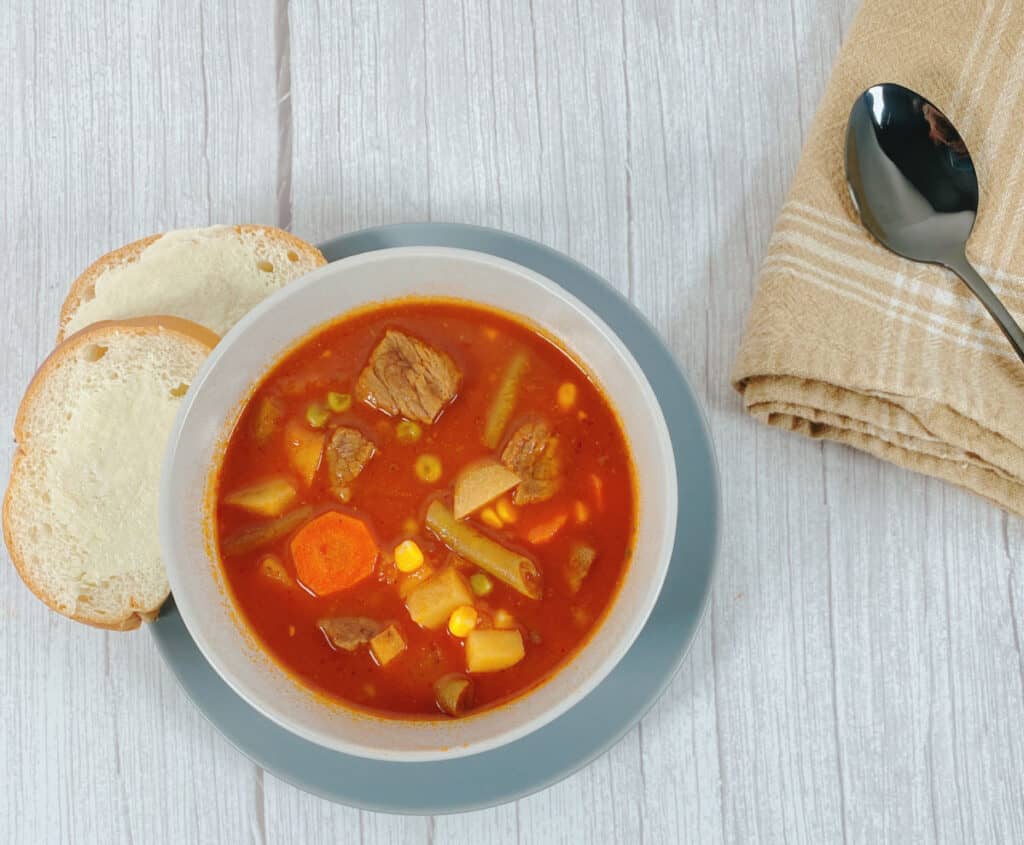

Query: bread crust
[3,317,218,630]
[56,225,326,341]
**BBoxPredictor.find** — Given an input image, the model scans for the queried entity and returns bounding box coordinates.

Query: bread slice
[57,224,325,341]
[3,317,218,630]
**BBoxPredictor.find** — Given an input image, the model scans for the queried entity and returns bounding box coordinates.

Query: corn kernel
[305,402,329,428]
[327,391,351,412]
[396,420,422,443]
[470,573,493,596]
[394,539,424,573]
[414,454,442,483]
[448,605,479,637]
[495,498,518,524]
[573,500,589,524]
[480,507,503,529]
[493,609,516,629]
[557,382,577,410]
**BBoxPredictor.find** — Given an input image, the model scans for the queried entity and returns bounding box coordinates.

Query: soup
[214,300,636,719]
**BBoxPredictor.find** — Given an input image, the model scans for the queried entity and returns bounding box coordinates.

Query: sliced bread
[57,224,325,341]
[3,317,217,630]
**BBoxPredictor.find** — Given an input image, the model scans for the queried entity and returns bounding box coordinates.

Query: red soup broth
[214,300,636,719]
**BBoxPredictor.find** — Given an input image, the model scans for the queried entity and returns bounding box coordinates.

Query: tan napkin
[732,0,1024,514]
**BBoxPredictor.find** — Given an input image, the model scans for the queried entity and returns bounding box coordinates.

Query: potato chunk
[453,459,520,519]
[370,624,407,666]
[465,629,525,672]
[284,419,326,485]
[223,478,296,517]
[404,568,474,630]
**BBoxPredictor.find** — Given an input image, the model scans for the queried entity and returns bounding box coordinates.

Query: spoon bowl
[845,82,1024,361]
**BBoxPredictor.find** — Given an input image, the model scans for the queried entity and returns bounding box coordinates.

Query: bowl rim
[160,245,678,761]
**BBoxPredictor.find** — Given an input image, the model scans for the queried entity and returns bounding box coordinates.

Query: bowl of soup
[161,246,677,761]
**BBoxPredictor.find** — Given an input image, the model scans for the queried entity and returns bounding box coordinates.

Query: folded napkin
[732,0,1024,514]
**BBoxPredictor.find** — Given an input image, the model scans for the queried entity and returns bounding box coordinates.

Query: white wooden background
[3,1,1023,843]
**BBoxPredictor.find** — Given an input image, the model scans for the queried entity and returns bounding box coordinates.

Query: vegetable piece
[394,539,424,573]
[480,508,502,529]
[465,629,525,672]
[496,498,518,524]
[425,501,543,600]
[573,500,590,524]
[434,674,474,716]
[448,605,478,637]
[415,454,443,483]
[493,609,516,629]
[483,351,529,448]
[395,420,422,443]
[284,419,326,485]
[453,459,521,519]
[327,391,352,412]
[319,616,382,651]
[291,511,379,596]
[306,402,330,428]
[557,382,577,410]
[568,544,597,593]
[397,563,436,599]
[223,478,297,517]
[405,567,475,630]
[221,506,313,556]
[252,396,285,445]
[334,485,352,503]
[370,624,407,666]
[469,572,493,596]
[259,554,294,588]
[525,512,568,545]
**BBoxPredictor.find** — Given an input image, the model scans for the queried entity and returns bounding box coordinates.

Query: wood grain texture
[4,0,1024,843]
[0,2,278,843]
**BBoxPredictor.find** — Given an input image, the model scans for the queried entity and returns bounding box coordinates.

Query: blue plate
[151,223,719,814]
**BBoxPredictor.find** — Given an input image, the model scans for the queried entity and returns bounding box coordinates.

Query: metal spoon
[845,82,1024,362]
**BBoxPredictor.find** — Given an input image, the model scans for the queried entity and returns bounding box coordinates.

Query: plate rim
[151,221,721,814]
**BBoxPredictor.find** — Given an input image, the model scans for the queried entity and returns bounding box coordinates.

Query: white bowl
[160,246,677,762]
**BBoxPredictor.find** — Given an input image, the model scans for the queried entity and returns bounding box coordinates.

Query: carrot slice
[290,511,378,596]
[525,512,568,545]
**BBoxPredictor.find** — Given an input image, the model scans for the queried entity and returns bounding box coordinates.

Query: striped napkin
[732,0,1024,515]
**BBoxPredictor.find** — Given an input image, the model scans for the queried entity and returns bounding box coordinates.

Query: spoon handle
[945,253,1024,364]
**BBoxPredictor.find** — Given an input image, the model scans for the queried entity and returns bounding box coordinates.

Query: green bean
[425,501,542,599]
[483,351,528,448]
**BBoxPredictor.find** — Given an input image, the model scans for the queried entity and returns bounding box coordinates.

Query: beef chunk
[355,330,461,423]
[326,426,376,486]
[318,616,382,651]
[501,420,562,504]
